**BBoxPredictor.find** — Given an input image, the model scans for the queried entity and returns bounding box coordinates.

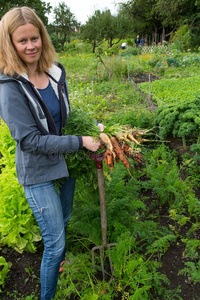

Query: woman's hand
[82,136,101,152]
[97,123,105,132]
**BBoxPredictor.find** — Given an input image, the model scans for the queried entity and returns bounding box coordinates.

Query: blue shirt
[38,81,61,135]
[140,39,145,46]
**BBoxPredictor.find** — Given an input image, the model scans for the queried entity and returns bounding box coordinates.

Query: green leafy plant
[146,234,176,260]
[170,25,191,52]
[180,152,200,202]
[61,107,101,181]
[0,121,41,253]
[178,261,200,285]
[154,97,200,148]
[142,145,180,205]
[25,264,39,284]
[0,256,12,293]
[139,76,200,106]
[55,252,117,300]
[190,143,200,162]
[55,232,177,300]
[5,288,39,300]
[181,239,200,260]
[166,57,181,67]
[70,161,143,246]
[109,231,173,299]
[142,145,200,220]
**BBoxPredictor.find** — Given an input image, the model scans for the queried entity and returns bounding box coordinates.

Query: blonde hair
[0,6,57,76]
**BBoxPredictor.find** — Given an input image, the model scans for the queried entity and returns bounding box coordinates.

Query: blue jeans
[24,177,75,300]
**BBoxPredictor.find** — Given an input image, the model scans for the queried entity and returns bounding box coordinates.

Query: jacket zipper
[60,84,65,128]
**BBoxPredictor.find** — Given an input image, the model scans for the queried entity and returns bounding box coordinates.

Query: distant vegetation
[1,0,200,52]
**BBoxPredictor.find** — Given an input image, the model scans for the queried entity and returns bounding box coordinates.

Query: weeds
[25,264,39,284]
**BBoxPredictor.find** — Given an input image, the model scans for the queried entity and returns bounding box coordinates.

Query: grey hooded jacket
[0,63,82,185]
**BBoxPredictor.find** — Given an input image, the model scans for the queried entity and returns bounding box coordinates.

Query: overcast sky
[46,0,120,24]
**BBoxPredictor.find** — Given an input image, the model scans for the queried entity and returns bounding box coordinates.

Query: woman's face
[11,23,42,70]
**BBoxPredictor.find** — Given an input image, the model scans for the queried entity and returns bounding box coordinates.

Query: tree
[81,9,133,52]
[80,10,103,53]
[122,0,190,43]
[122,0,161,43]
[151,0,181,42]
[0,0,51,25]
[114,9,134,43]
[122,0,200,46]
[154,0,200,47]
[100,9,133,48]
[52,2,79,50]
[100,10,115,48]
[170,24,191,51]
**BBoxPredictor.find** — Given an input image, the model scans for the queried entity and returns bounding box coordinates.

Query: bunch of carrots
[99,126,155,171]
[62,108,159,174]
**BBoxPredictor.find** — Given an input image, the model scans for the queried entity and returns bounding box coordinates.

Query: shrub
[154,97,200,148]
[170,24,192,52]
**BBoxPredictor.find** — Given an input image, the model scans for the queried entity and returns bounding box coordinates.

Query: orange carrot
[133,153,144,163]
[122,143,131,157]
[110,137,130,169]
[115,153,120,163]
[104,151,108,166]
[122,143,144,163]
[104,149,114,171]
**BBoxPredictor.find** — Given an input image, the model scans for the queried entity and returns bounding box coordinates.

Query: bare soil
[0,244,42,299]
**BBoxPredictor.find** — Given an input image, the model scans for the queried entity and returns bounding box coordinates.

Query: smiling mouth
[27,52,37,56]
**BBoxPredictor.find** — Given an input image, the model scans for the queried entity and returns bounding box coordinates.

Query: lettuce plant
[0,256,12,293]
[0,121,41,253]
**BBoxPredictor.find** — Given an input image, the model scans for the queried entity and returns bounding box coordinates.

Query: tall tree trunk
[152,32,157,44]
[152,22,158,44]
[162,25,166,44]
[154,31,158,44]
[90,40,96,53]
[109,37,113,48]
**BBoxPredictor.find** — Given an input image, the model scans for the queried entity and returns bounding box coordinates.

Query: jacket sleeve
[0,81,80,155]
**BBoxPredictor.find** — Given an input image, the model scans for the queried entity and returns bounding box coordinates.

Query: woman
[0,7,103,300]
[135,35,140,47]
